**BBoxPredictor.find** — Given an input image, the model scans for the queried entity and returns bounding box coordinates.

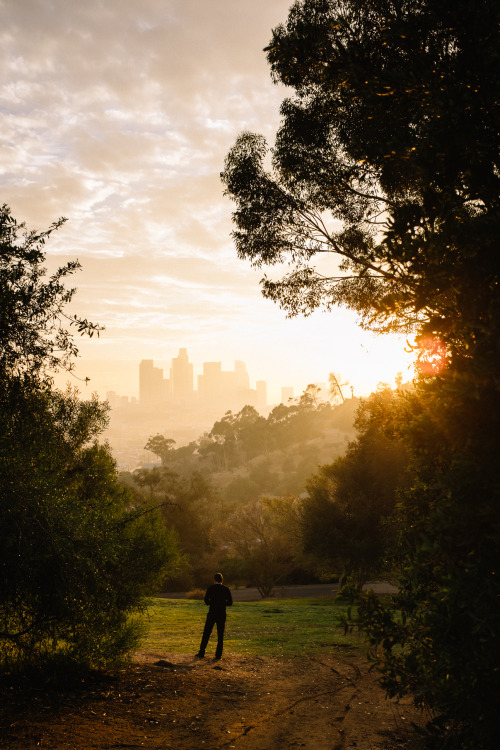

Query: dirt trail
[1,651,423,749]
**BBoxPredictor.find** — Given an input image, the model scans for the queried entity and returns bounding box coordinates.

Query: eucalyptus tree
[221,0,499,358]
[222,2,500,746]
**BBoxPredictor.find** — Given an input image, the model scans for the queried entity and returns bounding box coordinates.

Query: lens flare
[416,336,448,376]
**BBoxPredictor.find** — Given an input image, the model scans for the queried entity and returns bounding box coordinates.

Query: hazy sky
[1,0,415,402]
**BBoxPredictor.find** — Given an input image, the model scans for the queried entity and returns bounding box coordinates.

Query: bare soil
[1,649,424,749]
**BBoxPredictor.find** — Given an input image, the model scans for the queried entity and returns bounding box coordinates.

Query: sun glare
[415,336,448,376]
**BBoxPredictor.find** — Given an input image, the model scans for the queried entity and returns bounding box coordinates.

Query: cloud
[1,0,415,400]
[1,0,288,221]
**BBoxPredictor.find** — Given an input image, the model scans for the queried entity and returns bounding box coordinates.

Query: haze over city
[2,0,415,404]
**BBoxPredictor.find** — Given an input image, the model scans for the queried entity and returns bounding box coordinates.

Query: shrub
[185,589,206,600]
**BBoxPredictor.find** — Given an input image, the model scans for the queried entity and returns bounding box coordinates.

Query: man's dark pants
[199,610,226,658]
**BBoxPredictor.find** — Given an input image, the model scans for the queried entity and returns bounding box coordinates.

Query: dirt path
[1,651,423,749]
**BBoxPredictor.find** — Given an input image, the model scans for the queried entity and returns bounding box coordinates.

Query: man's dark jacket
[204,583,233,612]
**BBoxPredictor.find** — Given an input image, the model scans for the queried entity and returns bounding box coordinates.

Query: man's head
[214,573,223,583]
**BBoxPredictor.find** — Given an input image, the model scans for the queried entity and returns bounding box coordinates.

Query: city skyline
[138,350,268,412]
[54,337,413,406]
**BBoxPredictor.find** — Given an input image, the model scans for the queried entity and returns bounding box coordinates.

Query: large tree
[0,206,180,671]
[215,498,300,597]
[222,2,500,747]
[144,435,177,465]
[221,0,499,355]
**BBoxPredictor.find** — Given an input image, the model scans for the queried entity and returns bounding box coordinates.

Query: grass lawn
[139,597,363,658]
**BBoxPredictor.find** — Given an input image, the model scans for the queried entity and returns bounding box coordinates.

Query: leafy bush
[185,589,206,600]
[0,379,181,671]
[0,205,182,673]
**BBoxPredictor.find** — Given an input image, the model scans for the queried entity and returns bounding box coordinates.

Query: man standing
[196,573,233,660]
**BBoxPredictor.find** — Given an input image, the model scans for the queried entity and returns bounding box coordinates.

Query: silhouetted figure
[196,573,233,660]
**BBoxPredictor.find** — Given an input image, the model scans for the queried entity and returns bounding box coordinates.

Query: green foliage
[129,466,217,591]
[0,378,181,671]
[222,1,500,746]
[338,373,500,749]
[0,204,102,380]
[136,390,358,591]
[0,206,181,673]
[144,389,358,483]
[198,405,268,470]
[302,388,410,586]
[221,0,500,350]
[215,496,304,598]
[195,394,357,472]
[361,374,500,749]
[144,434,176,465]
[223,474,261,506]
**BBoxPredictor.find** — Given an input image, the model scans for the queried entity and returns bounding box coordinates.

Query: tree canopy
[302,387,409,587]
[0,204,102,381]
[222,1,500,747]
[144,435,177,465]
[215,497,302,598]
[0,380,180,669]
[221,0,500,355]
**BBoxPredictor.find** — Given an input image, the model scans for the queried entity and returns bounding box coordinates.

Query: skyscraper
[198,361,223,401]
[139,359,169,405]
[256,380,267,408]
[139,352,266,412]
[234,360,250,390]
[170,348,194,400]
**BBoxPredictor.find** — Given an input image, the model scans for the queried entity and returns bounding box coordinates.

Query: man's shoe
[214,655,222,661]
[195,653,204,659]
